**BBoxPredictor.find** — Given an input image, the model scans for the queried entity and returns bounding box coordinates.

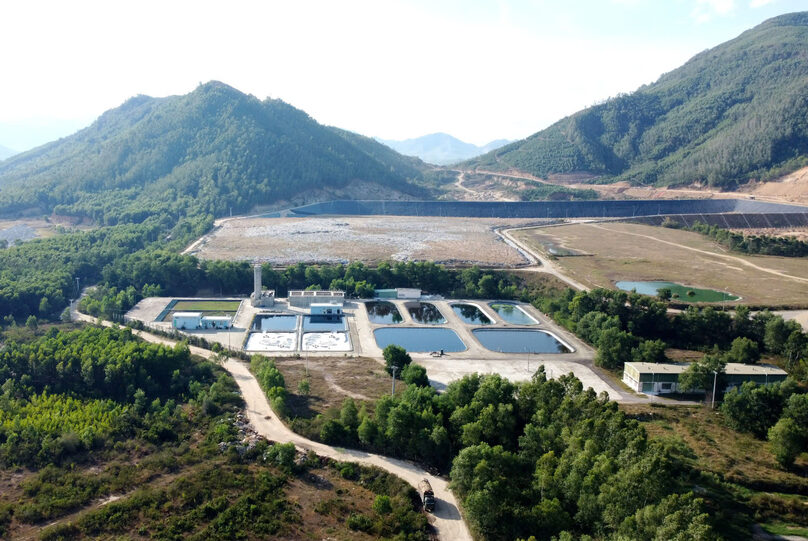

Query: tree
[297,378,310,396]
[340,398,359,435]
[402,363,429,387]
[768,417,804,468]
[595,328,634,369]
[726,336,760,364]
[632,339,667,364]
[678,355,725,397]
[25,315,38,330]
[656,288,672,301]
[383,344,411,376]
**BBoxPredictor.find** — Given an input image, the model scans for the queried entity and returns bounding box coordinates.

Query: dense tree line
[686,221,808,257]
[0,326,239,467]
[520,185,599,201]
[278,369,715,540]
[469,13,808,188]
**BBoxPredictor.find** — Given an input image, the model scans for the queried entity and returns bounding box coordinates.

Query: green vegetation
[0,81,427,224]
[686,221,808,257]
[382,344,412,376]
[519,184,599,201]
[172,299,242,311]
[469,13,808,188]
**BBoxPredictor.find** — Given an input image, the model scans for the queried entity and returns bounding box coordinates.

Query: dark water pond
[451,303,492,325]
[365,301,403,324]
[473,329,570,353]
[407,302,446,325]
[374,327,466,352]
[303,315,346,331]
[252,314,298,331]
[488,303,538,325]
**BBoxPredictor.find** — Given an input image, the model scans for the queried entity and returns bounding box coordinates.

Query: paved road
[71,310,472,541]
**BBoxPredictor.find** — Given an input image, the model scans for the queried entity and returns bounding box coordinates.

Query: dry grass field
[513,222,808,305]
[193,215,545,267]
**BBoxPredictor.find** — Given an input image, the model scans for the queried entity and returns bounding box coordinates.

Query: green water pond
[615,281,739,303]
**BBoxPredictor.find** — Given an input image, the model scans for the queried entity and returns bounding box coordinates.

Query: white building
[173,312,202,330]
[172,312,232,330]
[288,290,345,308]
[311,303,343,316]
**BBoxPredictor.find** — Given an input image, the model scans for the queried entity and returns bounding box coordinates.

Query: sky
[0,0,805,152]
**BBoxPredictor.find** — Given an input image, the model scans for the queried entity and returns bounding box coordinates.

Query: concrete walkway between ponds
[70,309,472,541]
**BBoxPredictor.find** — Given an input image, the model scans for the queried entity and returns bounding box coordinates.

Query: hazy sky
[0,0,804,151]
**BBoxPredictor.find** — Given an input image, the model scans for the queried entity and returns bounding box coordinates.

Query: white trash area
[302,331,351,352]
[245,332,297,351]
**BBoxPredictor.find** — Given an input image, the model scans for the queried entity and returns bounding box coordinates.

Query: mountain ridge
[377,132,511,165]
[467,11,808,189]
[0,81,429,223]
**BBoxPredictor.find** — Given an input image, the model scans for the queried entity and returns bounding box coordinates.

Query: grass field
[172,300,242,311]
[514,222,808,305]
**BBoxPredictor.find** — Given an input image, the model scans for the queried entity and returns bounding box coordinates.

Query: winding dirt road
[71,311,472,541]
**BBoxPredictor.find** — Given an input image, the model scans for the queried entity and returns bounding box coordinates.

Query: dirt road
[70,311,472,541]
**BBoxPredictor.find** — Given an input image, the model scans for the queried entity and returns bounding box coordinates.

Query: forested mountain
[0,145,16,161]
[378,133,511,165]
[0,81,428,224]
[469,12,808,188]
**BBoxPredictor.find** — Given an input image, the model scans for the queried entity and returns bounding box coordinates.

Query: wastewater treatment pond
[473,329,571,354]
[488,303,538,325]
[616,281,739,302]
[365,301,404,324]
[252,314,298,331]
[451,303,492,325]
[374,327,466,352]
[406,302,446,324]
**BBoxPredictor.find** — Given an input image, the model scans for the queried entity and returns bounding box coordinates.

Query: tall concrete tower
[253,264,262,300]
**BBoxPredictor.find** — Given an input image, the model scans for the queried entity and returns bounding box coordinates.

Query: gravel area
[192,216,545,266]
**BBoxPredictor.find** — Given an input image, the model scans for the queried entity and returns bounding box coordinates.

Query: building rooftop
[625,362,787,376]
[173,312,203,318]
[201,316,232,321]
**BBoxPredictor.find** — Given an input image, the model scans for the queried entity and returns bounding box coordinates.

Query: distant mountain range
[0,82,428,223]
[377,133,511,165]
[0,145,16,161]
[468,12,808,189]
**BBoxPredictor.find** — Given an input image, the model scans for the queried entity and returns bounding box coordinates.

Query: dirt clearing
[192,215,546,267]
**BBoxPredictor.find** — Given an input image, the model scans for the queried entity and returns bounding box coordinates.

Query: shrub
[346,512,373,532]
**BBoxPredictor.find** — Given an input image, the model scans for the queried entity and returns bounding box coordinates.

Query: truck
[419,479,436,512]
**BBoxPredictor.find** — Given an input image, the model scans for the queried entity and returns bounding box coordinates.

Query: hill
[378,132,510,165]
[469,12,808,188]
[0,82,428,224]
[0,145,16,161]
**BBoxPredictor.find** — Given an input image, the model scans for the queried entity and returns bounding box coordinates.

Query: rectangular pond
[365,301,404,324]
[406,302,446,324]
[302,331,352,352]
[616,281,739,303]
[245,332,297,351]
[374,327,466,353]
[451,303,493,325]
[303,315,347,332]
[473,329,571,354]
[252,314,298,331]
[488,302,538,325]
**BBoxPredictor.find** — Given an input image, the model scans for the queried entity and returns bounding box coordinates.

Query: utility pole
[711,370,718,409]
[391,366,398,396]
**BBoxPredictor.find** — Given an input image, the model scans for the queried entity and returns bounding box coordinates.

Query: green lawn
[172,300,242,311]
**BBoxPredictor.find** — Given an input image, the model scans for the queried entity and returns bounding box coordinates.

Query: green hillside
[0,81,427,224]
[470,12,808,188]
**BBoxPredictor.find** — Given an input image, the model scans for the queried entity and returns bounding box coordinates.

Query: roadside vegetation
[683,220,808,257]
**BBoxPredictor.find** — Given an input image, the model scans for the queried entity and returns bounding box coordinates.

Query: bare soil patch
[194,215,544,267]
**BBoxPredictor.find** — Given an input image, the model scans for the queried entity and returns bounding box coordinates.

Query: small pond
[252,314,298,331]
[365,301,404,324]
[615,281,739,303]
[473,329,570,354]
[303,315,346,332]
[406,302,446,325]
[374,327,466,353]
[488,302,538,325]
[452,303,493,325]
